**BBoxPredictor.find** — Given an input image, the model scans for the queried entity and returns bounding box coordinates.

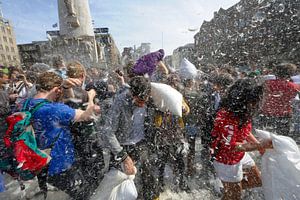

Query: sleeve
[55,103,76,126]
[291,82,300,92]
[101,98,123,155]
[182,99,190,115]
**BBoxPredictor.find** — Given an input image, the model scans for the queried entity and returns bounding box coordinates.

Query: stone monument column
[56,0,98,67]
[58,0,94,38]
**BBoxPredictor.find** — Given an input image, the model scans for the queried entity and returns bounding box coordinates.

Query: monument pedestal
[39,36,98,68]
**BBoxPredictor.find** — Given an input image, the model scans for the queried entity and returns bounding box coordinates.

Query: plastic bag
[256,129,300,200]
[179,58,197,79]
[150,82,183,117]
[291,75,300,84]
[90,169,137,200]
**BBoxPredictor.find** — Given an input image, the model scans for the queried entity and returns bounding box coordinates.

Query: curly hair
[274,63,297,79]
[220,78,263,127]
[66,61,86,79]
[36,71,63,92]
[129,76,151,100]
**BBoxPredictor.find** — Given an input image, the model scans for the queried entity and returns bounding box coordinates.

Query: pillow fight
[0,49,300,200]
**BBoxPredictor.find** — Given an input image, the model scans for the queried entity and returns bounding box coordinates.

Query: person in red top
[260,63,300,135]
[211,79,273,200]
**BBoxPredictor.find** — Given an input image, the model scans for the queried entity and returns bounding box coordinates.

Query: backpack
[0,99,51,181]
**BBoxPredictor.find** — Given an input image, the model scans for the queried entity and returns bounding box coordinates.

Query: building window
[11,47,15,52]
[3,36,7,42]
[7,28,12,35]
[0,45,3,50]
[1,26,5,33]
[1,54,5,61]
[9,38,13,44]
[13,56,17,61]
[5,46,9,52]
[7,55,11,61]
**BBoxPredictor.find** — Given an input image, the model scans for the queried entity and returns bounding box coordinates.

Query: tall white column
[58,0,94,38]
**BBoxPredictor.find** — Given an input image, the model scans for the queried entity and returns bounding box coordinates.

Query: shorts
[213,153,255,182]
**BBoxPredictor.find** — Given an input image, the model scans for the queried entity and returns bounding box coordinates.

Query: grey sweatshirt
[102,89,146,155]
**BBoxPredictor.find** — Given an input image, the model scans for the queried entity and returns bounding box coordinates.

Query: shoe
[153,197,160,200]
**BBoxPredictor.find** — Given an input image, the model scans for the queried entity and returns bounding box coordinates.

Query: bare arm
[61,78,83,100]
[235,133,273,152]
[157,61,169,75]
[74,89,100,122]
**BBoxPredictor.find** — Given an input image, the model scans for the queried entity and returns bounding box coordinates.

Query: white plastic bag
[291,75,300,85]
[263,74,276,81]
[90,169,137,200]
[256,129,300,200]
[150,82,183,117]
[179,58,197,79]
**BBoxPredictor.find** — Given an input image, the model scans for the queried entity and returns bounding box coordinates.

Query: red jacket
[261,79,300,117]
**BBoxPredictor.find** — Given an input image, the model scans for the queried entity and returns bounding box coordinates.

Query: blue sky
[1,0,239,55]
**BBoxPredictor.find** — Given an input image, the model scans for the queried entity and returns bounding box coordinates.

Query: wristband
[62,85,71,90]
[114,149,128,163]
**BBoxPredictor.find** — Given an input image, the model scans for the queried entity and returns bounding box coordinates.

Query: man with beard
[21,71,100,199]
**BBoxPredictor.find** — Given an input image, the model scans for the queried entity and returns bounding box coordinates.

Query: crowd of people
[0,50,299,200]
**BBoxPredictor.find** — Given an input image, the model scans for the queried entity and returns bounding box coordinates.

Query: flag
[52,23,58,28]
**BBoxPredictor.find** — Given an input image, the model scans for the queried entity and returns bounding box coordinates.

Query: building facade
[94,28,121,70]
[0,17,20,66]
[194,0,300,69]
[18,28,120,69]
[171,43,195,69]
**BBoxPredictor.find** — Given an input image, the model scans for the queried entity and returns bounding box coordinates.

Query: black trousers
[37,145,104,200]
[157,143,185,186]
[110,140,160,200]
[38,162,94,200]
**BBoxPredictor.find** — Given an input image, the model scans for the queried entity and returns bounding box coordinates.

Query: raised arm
[74,89,100,122]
